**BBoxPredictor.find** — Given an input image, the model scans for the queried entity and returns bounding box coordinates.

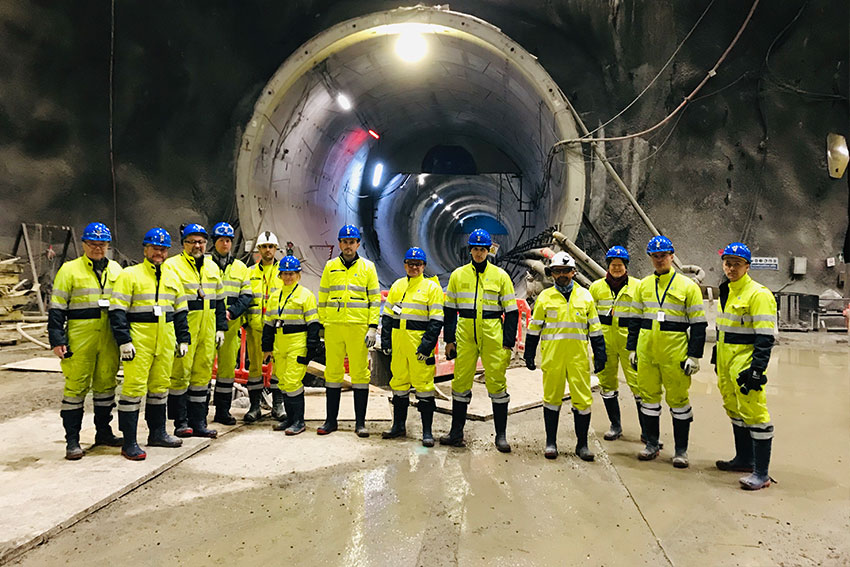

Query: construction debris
[0,257,35,323]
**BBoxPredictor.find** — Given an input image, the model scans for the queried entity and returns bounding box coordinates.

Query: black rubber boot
[543,407,559,459]
[740,437,773,490]
[672,419,691,468]
[602,395,622,441]
[212,383,236,426]
[145,401,182,447]
[93,404,123,447]
[168,393,193,437]
[382,396,409,439]
[61,408,85,460]
[638,414,661,461]
[716,424,754,472]
[284,394,306,435]
[637,400,663,449]
[273,395,293,431]
[439,400,467,447]
[353,388,370,438]
[418,398,435,447]
[493,402,511,453]
[573,409,595,462]
[317,387,340,435]
[243,387,263,423]
[118,410,147,461]
[271,387,287,422]
[187,399,218,438]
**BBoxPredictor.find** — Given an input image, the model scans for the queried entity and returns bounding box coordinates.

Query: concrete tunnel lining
[236,6,585,289]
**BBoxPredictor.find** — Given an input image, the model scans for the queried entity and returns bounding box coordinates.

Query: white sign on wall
[751,257,779,270]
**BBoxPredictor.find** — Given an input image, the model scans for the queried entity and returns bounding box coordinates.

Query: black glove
[737,368,767,394]
[524,356,536,371]
[710,344,717,366]
[445,342,457,360]
[593,356,606,374]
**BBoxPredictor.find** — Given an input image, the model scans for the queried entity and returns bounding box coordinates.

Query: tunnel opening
[236,6,585,291]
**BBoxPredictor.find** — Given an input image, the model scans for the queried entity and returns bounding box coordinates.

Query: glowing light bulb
[395,32,427,63]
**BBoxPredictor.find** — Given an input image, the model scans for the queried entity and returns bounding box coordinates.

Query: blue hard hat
[181,223,209,241]
[721,242,751,263]
[81,222,111,242]
[404,247,427,263]
[143,227,172,248]
[646,235,674,255]
[468,228,492,248]
[338,224,361,240]
[212,222,234,241]
[605,245,630,263]
[278,255,302,272]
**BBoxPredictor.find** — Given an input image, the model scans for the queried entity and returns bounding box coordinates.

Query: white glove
[628,351,638,370]
[176,342,189,358]
[416,352,428,361]
[120,342,136,361]
[215,330,225,349]
[364,328,377,348]
[683,357,700,376]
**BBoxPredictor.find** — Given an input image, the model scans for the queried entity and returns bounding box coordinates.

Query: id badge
[198,289,205,299]
[97,299,110,308]
[392,304,403,315]
[656,312,665,322]
[153,305,162,317]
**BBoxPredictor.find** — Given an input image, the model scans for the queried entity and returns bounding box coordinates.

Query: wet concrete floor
[2,335,849,566]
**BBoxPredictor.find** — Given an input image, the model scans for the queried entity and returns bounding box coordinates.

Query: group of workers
[47,221,777,491]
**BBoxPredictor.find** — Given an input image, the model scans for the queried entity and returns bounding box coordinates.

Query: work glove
[524,355,536,371]
[176,342,189,358]
[215,330,225,349]
[119,342,136,362]
[681,357,700,376]
[416,351,428,362]
[628,351,638,370]
[593,356,607,374]
[444,342,457,360]
[737,368,767,395]
[364,328,377,348]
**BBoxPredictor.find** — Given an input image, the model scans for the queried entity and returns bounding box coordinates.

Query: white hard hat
[550,251,576,269]
[255,230,280,249]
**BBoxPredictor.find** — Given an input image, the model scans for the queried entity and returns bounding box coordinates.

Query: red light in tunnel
[368,129,380,139]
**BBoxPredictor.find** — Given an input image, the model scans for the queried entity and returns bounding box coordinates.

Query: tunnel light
[336,93,352,111]
[368,129,380,139]
[444,204,452,211]
[418,173,426,185]
[372,163,384,187]
[395,31,427,63]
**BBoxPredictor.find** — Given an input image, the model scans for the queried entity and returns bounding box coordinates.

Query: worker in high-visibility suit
[441,228,519,453]
[380,247,444,447]
[261,255,321,435]
[317,224,381,438]
[48,222,123,460]
[108,228,191,461]
[626,236,707,468]
[244,230,282,422]
[209,222,253,425]
[165,223,227,439]
[524,252,606,461]
[714,242,777,491]
[588,246,642,442]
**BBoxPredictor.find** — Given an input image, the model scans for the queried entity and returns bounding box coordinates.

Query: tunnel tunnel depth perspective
[236,6,586,289]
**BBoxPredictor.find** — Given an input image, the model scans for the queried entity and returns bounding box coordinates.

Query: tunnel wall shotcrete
[0,0,846,293]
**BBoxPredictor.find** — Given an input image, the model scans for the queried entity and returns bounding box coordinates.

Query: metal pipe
[552,231,606,279]
[561,101,685,271]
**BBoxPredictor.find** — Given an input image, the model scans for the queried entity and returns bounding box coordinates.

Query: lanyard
[186,253,204,298]
[277,283,298,317]
[655,272,676,310]
[92,264,106,294]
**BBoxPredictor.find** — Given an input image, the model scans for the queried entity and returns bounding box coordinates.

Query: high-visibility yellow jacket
[443,261,518,348]
[164,251,227,334]
[246,261,280,328]
[108,258,191,347]
[48,256,122,347]
[261,282,321,352]
[626,268,707,359]
[214,255,252,319]
[380,274,444,356]
[716,273,777,373]
[318,254,381,327]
